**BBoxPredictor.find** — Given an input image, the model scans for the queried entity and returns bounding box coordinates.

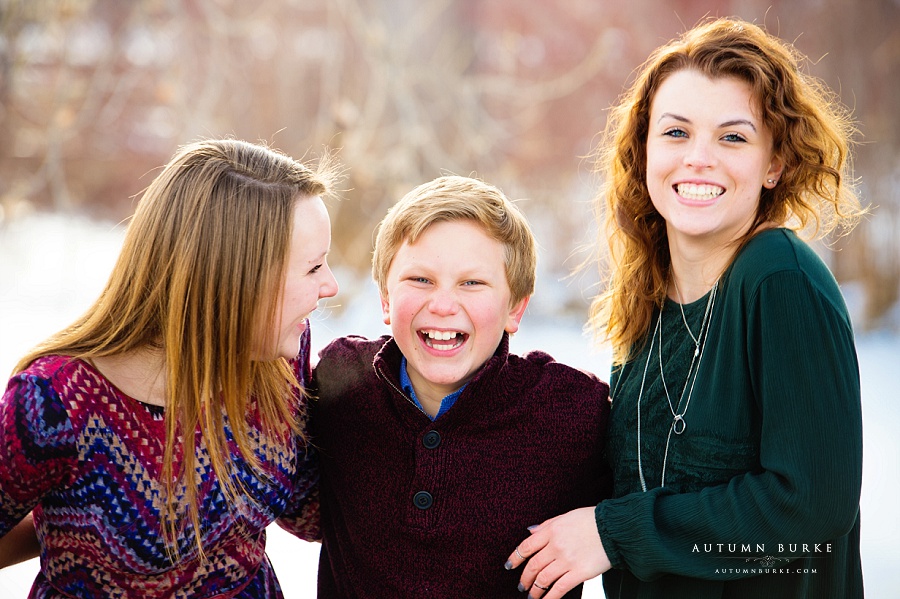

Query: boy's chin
[412,363,472,388]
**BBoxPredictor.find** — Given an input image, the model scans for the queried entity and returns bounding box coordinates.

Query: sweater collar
[372,333,512,407]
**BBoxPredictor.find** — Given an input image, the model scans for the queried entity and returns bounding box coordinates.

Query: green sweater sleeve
[597,268,863,581]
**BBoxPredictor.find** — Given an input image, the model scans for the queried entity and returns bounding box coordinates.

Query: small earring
[767,179,776,184]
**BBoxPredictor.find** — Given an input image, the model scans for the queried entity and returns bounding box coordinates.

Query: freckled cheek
[643,162,664,190]
[393,293,424,318]
[402,307,420,326]
[646,164,675,190]
[464,305,494,330]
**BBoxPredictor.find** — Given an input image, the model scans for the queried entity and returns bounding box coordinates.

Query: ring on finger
[515,546,527,561]
[535,581,551,591]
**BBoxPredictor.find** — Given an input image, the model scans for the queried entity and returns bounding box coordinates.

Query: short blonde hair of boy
[373,175,536,306]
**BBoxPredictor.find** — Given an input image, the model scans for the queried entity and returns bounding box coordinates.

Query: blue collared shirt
[399,357,466,420]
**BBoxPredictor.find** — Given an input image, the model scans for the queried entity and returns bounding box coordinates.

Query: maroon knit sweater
[310,333,611,598]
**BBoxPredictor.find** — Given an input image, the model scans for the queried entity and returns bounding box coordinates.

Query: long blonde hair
[15,138,341,559]
[588,18,864,365]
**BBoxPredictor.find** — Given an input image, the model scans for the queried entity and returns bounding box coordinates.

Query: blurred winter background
[1,0,898,597]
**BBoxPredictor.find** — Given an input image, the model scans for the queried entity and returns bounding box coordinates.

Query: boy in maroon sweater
[310,176,611,598]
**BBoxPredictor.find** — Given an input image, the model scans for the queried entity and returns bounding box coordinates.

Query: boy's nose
[428,289,459,315]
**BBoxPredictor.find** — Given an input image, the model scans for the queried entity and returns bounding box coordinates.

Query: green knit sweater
[598,228,863,598]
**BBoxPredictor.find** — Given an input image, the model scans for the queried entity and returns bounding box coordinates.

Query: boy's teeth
[426,330,457,341]
[422,330,464,350]
[676,183,724,200]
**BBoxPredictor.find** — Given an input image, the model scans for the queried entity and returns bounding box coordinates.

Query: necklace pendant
[673,415,686,435]
[694,344,699,357]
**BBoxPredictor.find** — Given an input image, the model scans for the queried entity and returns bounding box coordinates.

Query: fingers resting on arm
[504,506,610,599]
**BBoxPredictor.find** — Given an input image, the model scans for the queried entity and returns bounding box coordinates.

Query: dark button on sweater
[413,491,433,510]
[422,430,441,449]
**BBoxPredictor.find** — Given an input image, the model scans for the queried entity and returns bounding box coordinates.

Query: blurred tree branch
[0,0,897,326]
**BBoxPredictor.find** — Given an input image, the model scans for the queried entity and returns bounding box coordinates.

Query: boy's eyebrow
[657,112,757,132]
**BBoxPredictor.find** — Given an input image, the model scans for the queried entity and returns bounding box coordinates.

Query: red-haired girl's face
[646,69,783,253]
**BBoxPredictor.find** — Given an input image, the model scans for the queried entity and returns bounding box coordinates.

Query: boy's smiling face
[381,219,528,406]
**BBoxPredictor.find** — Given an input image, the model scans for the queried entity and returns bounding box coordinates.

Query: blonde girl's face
[645,69,783,251]
[267,195,339,360]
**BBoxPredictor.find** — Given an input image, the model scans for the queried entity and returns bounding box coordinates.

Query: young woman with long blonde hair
[0,138,340,598]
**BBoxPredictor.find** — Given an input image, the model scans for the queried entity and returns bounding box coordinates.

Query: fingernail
[527,525,538,531]
[504,560,513,570]
[528,595,536,599]
[518,582,526,592]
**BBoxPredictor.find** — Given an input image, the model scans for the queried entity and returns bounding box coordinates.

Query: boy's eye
[462,280,483,286]
[410,276,431,284]
[308,264,323,275]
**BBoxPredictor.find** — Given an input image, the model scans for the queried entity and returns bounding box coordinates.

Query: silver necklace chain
[673,277,700,355]
[636,280,719,491]
[659,280,718,431]
[635,315,659,492]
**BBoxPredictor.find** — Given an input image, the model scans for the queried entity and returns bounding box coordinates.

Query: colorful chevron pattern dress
[0,331,319,599]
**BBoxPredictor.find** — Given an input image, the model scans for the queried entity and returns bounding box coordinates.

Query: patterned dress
[0,330,319,599]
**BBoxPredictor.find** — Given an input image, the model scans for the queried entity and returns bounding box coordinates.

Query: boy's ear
[504,296,530,334]
[380,294,391,325]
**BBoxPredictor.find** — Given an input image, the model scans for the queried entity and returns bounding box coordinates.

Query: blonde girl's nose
[320,264,339,298]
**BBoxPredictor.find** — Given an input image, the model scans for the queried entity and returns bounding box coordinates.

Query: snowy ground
[1,213,897,597]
